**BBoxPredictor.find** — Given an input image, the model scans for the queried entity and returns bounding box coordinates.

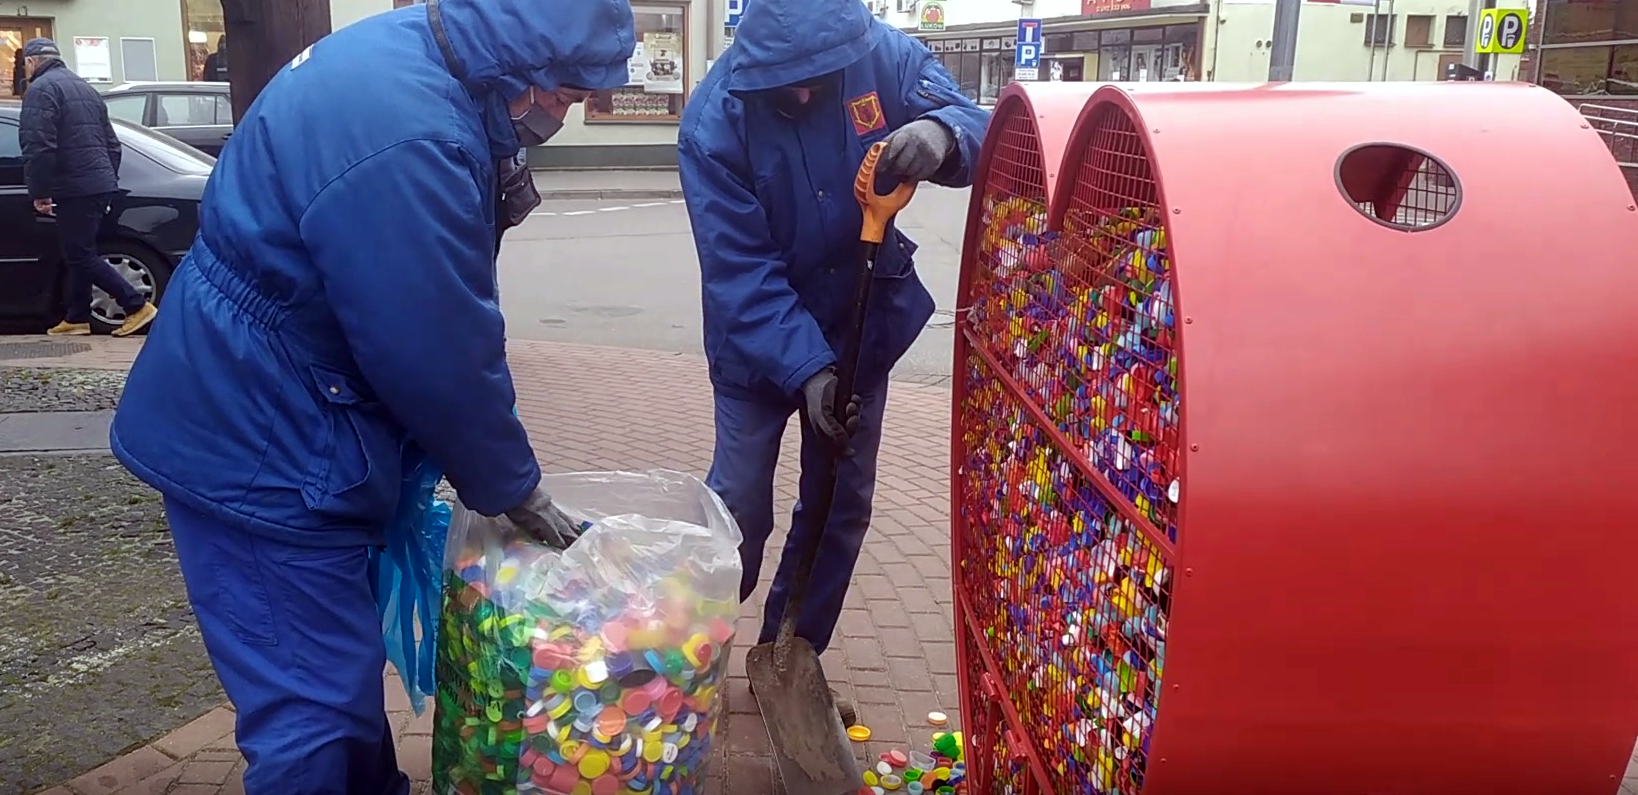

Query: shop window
[1165,24,1198,44]
[105,94,148,126]
[1542,0,1638,46]
[1045,33,1075,53]
[1364,14,1396,46]
[1132,27,1165,44]
[1537,44,1638,93]
[585,3,688,122]
[1072,31,1101,51]
[1099,46,1132,80]
[980,52,1015,104]
[1443,15,1468,47]
[180,0,226,82]
[1406,15,1434,47]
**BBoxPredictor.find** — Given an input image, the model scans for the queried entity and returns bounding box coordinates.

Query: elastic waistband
[188,241,290,330]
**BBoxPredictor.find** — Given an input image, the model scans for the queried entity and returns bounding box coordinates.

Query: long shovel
[745,140,918,794]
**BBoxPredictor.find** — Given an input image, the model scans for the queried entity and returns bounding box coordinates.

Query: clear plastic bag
[374,446,451,716]
[432,470,742,795]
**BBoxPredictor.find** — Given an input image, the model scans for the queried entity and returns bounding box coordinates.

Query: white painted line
[598,206,629,212]
[560,210,596,216]
[530,211,557,217]
[668,199,686,204]
[630,202,666,208]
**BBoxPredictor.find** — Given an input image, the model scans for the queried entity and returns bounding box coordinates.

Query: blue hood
[728,0,881,94]
[433,0,636,153]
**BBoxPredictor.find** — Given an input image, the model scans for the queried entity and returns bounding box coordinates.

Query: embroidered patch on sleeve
[848,92,887,136]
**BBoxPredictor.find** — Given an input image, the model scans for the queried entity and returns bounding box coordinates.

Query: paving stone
[66,747,172,795]
[152,708,236,761]
[30,339,963,795]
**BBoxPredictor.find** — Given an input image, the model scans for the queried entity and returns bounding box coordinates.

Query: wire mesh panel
[956,92,1178,795]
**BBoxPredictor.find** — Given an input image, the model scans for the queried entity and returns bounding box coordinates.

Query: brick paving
[20,337,961,795]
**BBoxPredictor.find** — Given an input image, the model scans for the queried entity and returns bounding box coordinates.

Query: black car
[103,81,234,157]
[0,100,210,334]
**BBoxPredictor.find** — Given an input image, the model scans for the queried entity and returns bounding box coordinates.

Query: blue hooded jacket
[110,0,634,548]
[679,0,989,399]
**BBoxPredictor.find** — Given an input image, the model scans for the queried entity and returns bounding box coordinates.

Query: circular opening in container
[1335,143,1461,231]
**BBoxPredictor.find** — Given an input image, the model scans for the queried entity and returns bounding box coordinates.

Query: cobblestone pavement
[0,369,129,413]
[0,451,222,795]
[18,338,960,795]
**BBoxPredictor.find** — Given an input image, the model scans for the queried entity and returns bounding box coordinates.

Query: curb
[536,188,685,201]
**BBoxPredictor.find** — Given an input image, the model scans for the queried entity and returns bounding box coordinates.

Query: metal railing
[1579,103,1638,170]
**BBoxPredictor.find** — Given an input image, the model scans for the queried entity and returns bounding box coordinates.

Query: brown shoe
[111,302,158,338]
[46,321,91,336]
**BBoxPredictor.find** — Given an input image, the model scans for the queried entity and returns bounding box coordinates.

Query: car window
[156,94,221,127]
[104,94,148,125]
[213,95,234,126]
[0,120,21,161]
[112,119,215,175]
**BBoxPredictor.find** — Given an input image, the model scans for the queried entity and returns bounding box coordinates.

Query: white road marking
[530,200,684,218]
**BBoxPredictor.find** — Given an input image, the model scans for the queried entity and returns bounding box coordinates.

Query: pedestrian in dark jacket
[202,36,228,82]
[17,37,157,337]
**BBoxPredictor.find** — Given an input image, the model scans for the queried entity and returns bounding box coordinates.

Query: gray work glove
[800,368,861,450]
[504,485,583,550]
[878,119,955,182]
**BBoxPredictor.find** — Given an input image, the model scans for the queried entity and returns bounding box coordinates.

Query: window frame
[584,1,690,124]
[1405,15,1434,47]
[1364,14,1397,47]
[1443,15,1468,48]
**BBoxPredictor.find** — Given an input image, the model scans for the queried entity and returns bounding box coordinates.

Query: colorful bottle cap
[846,725,873,742]
[884,749,909,767]
[863,771,879,787]
[926,711,948,726]
[880,774,903,791]
[578,749,611,778]
[906,782,924,795]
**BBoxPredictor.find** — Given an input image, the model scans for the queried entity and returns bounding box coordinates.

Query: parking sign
[1475,7,1527,55]
[726,0,745,28]
[1016,18,1042,81]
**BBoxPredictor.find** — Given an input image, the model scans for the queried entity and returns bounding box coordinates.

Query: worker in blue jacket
[109,0,633,792]
[678,0,989,720]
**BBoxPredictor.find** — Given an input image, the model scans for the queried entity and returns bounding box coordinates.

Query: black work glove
[503,486,583,551]
[800,368,862,450]
[878,119,956,182]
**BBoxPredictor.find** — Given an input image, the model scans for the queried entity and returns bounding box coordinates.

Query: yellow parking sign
[1476,8,1528,55]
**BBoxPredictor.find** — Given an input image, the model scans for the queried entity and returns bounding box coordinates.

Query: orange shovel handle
[855,140,918,245]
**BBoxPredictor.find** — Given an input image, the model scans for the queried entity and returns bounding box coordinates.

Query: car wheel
[88,241,172,335]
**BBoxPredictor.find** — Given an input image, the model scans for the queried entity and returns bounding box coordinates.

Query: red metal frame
[952,81,1638,795]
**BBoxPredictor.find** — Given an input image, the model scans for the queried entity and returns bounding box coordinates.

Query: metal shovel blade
[745,637,861,794]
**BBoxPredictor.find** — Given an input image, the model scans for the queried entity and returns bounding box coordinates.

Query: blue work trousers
[165,499,410,795]
[706,381,890,655]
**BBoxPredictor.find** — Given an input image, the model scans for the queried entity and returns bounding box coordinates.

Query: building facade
[1,0,710,166]
[881,0,1525,93]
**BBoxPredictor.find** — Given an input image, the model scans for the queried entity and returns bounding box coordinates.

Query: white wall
[330,0,396,31]
[1210,0,1524,81]
[1,0,188,84]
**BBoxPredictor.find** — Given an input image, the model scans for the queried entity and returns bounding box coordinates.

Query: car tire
[88,241,172,336]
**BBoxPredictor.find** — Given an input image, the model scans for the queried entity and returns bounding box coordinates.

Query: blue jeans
[706,382,889,655]
[55,193,143,323]
[165,499,410,795]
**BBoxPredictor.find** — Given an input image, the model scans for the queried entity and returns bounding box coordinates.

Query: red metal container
[950,81,1638,795]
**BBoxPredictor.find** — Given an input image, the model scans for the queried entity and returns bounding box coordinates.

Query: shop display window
[1539,44,1638,94]
[585,3,689,122]
[1542,0,1638,45]
[180,0,226,82]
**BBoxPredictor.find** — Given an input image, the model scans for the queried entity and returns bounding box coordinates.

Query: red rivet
[1189,444,1199,451]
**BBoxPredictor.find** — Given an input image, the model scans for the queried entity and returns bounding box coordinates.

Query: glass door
[2,18,54,98]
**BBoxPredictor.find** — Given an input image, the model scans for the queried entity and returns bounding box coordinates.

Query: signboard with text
[1015,19,1042,82]
[1082,0,1152,15]
[918,1,946,31]
[726,0,745,28]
